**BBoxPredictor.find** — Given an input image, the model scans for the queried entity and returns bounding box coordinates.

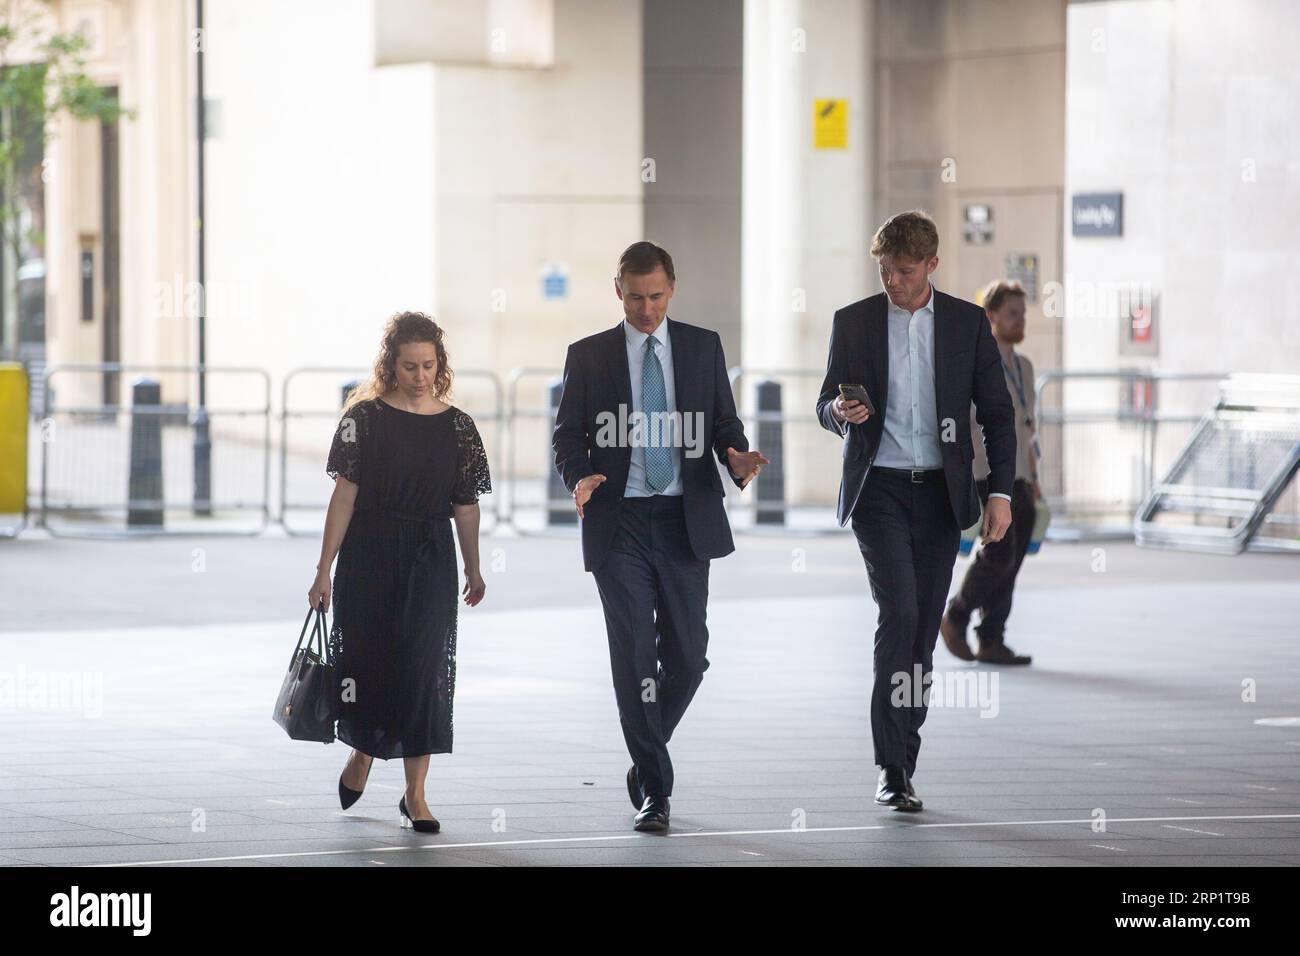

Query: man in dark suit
[815,210,1016,812]
[553,241,767,832]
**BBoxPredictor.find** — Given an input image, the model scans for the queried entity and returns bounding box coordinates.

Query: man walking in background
[941,279,1041,666]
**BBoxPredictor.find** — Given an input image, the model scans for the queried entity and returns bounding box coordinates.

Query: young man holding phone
[814,210,1017,812]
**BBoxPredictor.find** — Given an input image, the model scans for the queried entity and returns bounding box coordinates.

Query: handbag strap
[288,601,329,669]
[313,605,329,660]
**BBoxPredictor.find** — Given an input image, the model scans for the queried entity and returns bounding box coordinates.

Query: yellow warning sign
[814,99,847,149]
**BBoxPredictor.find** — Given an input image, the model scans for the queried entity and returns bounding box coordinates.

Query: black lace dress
[325,398,491,759]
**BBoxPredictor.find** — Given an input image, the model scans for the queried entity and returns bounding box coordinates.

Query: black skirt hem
[336,725,453,760]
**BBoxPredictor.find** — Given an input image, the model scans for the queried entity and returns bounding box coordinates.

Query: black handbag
[273,602,339,743]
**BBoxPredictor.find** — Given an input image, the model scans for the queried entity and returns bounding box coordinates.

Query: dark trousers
[592,495,710,798]
[951,478,1035,646]
[850,468,960,776]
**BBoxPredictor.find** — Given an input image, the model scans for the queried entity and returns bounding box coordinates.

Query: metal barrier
[28,361,1269,544]
[1034,370,1227,537]
[726,367,845,534]
[279,367,505,536]
[502,367,566,532]
[1135,373,1300,553]
[38,363,272,537]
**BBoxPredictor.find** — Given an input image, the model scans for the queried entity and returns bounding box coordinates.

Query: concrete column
[742,0,872,511]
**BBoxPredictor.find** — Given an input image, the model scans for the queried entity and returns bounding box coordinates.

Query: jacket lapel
[665,317,688,411]
[607,321,633,410]
[868,294,889,415]
[931,289,946,423]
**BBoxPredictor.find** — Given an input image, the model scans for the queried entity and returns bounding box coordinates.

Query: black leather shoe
[338,751,373,810]
[905,774,923,811]
[875,766,922,812]
[976,642,1032,665]
[633,795,670,832]
[626,764,643,810]
[398,795,441,833]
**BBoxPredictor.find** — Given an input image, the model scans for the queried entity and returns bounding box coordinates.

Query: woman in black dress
[308,311,491,833]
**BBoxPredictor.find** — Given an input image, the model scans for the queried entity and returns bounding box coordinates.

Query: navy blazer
[814,289,1017,529]
[552,317,749,572]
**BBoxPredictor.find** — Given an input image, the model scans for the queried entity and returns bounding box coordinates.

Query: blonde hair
[870,209,939,261]
[343,311,453,414]
[980,279,1027,314]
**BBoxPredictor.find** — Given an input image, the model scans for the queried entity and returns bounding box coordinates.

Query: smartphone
[838,383,876,417]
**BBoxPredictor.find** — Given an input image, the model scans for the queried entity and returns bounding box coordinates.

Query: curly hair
[343,311,453,413]
[870,209,939,262]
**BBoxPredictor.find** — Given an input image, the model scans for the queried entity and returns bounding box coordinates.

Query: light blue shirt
[875,285,943,469]
[623,318,683,497]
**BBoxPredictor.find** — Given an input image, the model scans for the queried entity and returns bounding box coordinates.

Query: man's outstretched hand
[573,473,606,518]
[726,447,770,489]
[981,496,1012,543]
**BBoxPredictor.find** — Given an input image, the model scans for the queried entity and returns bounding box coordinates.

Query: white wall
[743,0,873,508]
[204,0,436,427]
[203,0,644,483]
[1065,0,1300,376]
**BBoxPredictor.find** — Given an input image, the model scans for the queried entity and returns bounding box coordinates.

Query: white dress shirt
[876,285,942,469]
[622,318,683,497]
[871,285,1010,503]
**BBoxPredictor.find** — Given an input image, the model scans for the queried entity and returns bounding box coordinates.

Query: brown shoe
[940,601,975,661]
[975,643,1032,666]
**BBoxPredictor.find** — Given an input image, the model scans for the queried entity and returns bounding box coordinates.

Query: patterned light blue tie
[642,336,674,493]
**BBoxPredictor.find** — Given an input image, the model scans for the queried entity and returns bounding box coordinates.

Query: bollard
[755,379,785,525]
[193,405,212,517]
[0,363,28,520]
[127,378,164,527]
[546,378,576,525]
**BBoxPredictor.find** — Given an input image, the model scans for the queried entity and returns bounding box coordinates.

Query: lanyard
[1001,353,1038,463]
[1001,353,1027,409]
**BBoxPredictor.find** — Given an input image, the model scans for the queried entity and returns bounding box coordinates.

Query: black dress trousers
[954,477,1036,646]
[592,495,710,799]
[850,468,960,777]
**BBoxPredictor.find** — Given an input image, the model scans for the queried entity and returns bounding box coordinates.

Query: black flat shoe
[633,795,670,832]
[338,752,373,810]
[626,764,643,810]
[398,795,441,833]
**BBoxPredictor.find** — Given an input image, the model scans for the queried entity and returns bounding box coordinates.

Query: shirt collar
[623,317,670,350]
[888,284,935,317]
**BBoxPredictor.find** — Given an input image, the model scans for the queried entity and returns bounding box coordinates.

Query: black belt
[872,466,945,484]
[622,494,685,509]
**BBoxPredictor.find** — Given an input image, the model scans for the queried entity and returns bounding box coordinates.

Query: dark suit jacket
[814,289,1017,529]
[552,317,749,572]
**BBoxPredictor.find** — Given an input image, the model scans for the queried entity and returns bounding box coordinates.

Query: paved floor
[1,530,1298,866]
